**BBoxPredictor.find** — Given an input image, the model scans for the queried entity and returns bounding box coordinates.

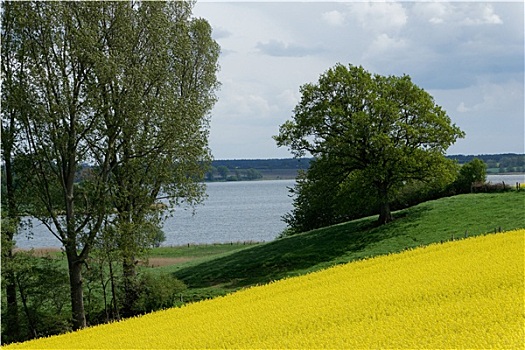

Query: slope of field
[8,229,524,349]
[171,192,525,291]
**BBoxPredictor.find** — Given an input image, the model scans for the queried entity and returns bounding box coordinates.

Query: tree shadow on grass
[173,207,430,289]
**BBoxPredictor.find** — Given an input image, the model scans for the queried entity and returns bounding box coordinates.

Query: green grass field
[144,192,524,302]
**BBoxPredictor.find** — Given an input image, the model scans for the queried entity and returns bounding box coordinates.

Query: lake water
[15,179,296,249]
[13,174,524,249]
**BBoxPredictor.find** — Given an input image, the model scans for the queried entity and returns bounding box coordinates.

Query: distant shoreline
[13,247,62,255]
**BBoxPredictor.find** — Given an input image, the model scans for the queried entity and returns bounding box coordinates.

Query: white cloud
[210,26,232,40]
[322,10,345,27]
[433,79,524,154]
[463,4,503,25]
[364,33,408,58]
[347,2,407,33]
[413,3,503,27]
[412,2,449,25]
[455,81,523,115]
[277,89,300,109]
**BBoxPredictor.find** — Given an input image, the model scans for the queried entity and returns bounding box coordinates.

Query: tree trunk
[3,153,20,341]
[16,275,38,339]
[4,257,20,342]
[377,184,393,225]
[108,259,120,321]
[5,257,19,339]
[378,200,393,225]
[66,248,87,330]
[121,256,138,317]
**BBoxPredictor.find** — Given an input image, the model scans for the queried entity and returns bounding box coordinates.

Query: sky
[192,1,524,160]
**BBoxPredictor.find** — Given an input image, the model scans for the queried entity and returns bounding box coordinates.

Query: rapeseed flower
[7,229,524,349]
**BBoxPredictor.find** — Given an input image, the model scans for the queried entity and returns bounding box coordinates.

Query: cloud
[364,33,408,58]
[347,2,407,33]
[457,102,471,113]
[455,80,524,115]
[277,89,300,109]
[413,3,503,26]
[411,2,449,24]
[361,3,522,90]
[432,79,524,154]
[256,40,323,57]
[322,10,345,27]
[462,4,503,25]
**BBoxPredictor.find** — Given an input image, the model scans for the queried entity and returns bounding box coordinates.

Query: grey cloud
[256,40,323,57]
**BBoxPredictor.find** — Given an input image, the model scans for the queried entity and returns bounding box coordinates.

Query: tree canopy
[275,64,464,225]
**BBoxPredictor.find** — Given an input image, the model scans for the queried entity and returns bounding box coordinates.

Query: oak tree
[275,64,464,225]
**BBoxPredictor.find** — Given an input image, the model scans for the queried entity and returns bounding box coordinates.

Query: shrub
[133,272,187,314]
[454,158,487,193]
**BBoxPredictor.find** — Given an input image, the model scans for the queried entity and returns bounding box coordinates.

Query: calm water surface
[162,179,295,246]
[15,180,295,249]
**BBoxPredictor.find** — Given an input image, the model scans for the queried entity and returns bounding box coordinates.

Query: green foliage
[284,156,459,235]
[206,166,262,181]
[133,272,187,313]
[217,166,229,180]
[448,153,524,173]
[454,158,487,193]
[245,168,263,181]
[275,64,464,225]
[1,252,71,344]
[283,162,379,234]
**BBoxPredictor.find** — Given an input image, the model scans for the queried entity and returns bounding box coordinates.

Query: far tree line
[447,154,525,173]
[206,153,525,180]
[205,166,263,182]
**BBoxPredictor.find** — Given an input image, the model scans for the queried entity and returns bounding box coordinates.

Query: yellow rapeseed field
[7,229,524,349]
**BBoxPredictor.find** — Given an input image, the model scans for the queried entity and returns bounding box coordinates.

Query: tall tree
[88,1,219,315]
[0,2,26,340]
[2,0,219,330]
[6,2,114,329]
[275,64,464,225]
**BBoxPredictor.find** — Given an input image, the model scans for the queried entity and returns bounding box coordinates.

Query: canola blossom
[7,229,524,349]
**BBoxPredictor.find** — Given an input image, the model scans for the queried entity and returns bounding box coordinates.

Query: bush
[454,158,487,193]
[1,252,71,344]
[133,272,187,313]
[471,182,512,193]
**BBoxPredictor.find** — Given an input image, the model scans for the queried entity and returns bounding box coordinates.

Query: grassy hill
[150,192,525,300]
